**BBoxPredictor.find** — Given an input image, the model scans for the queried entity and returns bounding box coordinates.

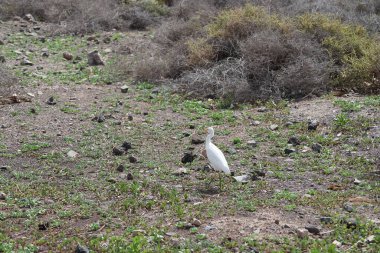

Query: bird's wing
[207,143,230,174]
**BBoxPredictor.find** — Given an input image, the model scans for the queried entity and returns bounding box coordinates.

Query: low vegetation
[140,3,380,102]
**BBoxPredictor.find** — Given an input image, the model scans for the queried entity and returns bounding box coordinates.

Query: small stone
[227,147,236,154]
[269,124,279,131]
[67,150,78,158]
[296,228,308,238]
[181,152,196,164]
[192,218,201,227]
[191,135,204,144]
[104,48,112,53]
[103,37,111,44]
[75,244,89,253]
[233,175,250,183]
[343,203,354,212]
[112,147,124,156]
[247,140,257,148]
[129,156,137,163]
[46,97,56,105]
[305,226,320,235]
[24,13,35,22]
[116,165,125,172]
[128,114,133,121]
[173,167,188,176]
[0,55,5,63]
[204,225,215,231]
[283,224,291,228]
[257,107,268,112]
[311,143,323,153]
[41,49,49,57]
[308,119,319,131]
[38,221,49,230]
[251,120,261,126]
[332,240,342,248]
[122,142,132,151]
[121,85,129,93]
[0,192,6,200]
[320,217,333,224]
[285,121,294,127]
[366,235,375,244]
[353,178,362,185]
[344,218,357,229]
[275,219,280,225]
[284,148,296,155]
[63,52,73,60]
[87,50,104,66]
[93,113,105,123]
[288,137,301,146]
[107,178,117,183]
[21,58,33,66]
[0,166,9,170]
[126,173,133,180]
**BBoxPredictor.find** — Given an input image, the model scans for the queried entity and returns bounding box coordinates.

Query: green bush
[297,14,380,92]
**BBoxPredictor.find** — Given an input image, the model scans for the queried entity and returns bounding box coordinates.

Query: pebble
[320,217,333,224]
[308,119,319,131]
[269,124,279,131]
[251,120,261,126]
[21,58,33,66]
[247,140,257,148]
[121,85,129,93]
[75,244,89,253]
[181,152,196,164]
[311,143,323,153]
[0,192,6,200]
[46,97,56,105]
[366,235,375,244]
[353,178,362,185]
[288,136,301,146]
[343,203,354,212]
[284,148,296,155]
[192,218,202,227]
[129,156,137,163]
[116,165,125,172]
[173,167,188,176]
[63,52,73,60]
[112,147,124,156]
[67,150,78,158]
[305,226,320,235]
[257,107,268,112]
[126,173,133,180]
[296,228,308,238]
[191,134,204,144]
[333,240,342,247]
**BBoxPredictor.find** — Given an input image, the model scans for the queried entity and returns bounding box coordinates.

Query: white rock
[67,150,78,158]
[233,175,250,183]
[333,240,342,247]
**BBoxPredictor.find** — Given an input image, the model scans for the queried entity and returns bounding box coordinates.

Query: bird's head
[207,127,214,136]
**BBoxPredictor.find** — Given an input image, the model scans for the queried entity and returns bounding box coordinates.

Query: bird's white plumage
[205,127,230,175]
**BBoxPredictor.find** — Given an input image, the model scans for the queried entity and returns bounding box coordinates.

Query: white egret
[205,127,231,189]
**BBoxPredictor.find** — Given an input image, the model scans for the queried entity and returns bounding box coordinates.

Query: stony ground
[0,18,379,253]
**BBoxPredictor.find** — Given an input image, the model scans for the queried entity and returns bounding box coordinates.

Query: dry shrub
[177,58,252,102]
[0,0,158,34]
[135,3,378,102]
[0,65,19,97]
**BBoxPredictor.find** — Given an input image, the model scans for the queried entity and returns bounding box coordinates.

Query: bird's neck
[206,134,213,145]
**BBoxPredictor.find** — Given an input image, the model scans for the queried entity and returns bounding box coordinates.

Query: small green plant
[334,100,362,112]
[334,113,351,130]
[233,137,242,145]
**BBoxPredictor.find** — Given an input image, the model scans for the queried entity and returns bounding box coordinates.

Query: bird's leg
[219,172,222,191]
